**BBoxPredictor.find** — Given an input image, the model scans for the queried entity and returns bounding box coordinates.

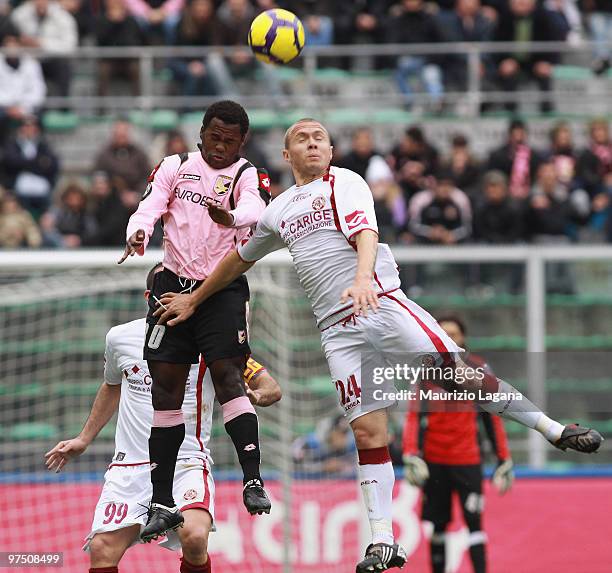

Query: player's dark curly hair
[146,262,164,291]
[437,315,467,335]
[201,100,250,136]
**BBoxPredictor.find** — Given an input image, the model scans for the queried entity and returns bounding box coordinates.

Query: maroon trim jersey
[402,353,510,465]
[237,166,401,328]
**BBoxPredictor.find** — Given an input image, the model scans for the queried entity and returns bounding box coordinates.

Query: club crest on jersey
[345,209,369,230]
[183,489,198,501]
[213,175,233,195]
[238,330,247,344]
[312,196,325,211]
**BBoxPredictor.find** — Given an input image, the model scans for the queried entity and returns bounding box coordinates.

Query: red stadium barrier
[1,478,610,573]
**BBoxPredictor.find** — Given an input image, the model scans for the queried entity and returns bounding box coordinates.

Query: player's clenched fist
[44,437,89,473]
[118,229,145,264]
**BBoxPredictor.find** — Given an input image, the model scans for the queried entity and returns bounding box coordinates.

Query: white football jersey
[238,166,401,326]
[103,318,214,465]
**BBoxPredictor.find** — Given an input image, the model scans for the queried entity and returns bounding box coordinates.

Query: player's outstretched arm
[118,229,145,264]
[154,250,255,326]
[44,382,121,473]
[247,371,282,407]
[118,157,175,263]
[341,229,380,316]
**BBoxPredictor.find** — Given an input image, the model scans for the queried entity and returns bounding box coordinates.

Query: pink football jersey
[126,152,269,280]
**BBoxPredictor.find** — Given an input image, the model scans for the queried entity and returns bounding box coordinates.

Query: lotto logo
[345,210,368,230]
[244,444,256,452]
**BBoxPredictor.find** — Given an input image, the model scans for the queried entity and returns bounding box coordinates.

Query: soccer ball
[248,9,305,65]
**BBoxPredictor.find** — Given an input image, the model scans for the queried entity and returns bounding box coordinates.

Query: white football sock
[479,379,564,442]
[358,461,395,545]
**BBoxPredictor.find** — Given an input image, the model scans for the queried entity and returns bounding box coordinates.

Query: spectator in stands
[0,0,13,39]
[11,0,78,99]
[1,116,59,218]
[164,129,189,156]
[527,161,586,290]
[168,0,220,102]
[473,170,524,243]
[441,134,483,198]
[40,181,97,247]
[334,0,388,46]
[366,154,406,243]
[149,128,190,165]
[492,0,561,113]
[388,125,439,201]
[546,122,597,240]
[576,118,612,239]
[545,126,594,239]
[124,0,183,44]
[544,0,583,44]
[471,170,525,290]
[58,0,92,41]
[576,118,612,197]
[87,171,139,246]
[95,0,144,104]
[0,187,42,248]
[487,119,542,199]
[292,414,356,477]
[583,0,612,75]
[334,0,389,69]
[527,160,588,237]
[408,171,472,244]
[386,0,443,110]
[0,31,46,143]
[289,0,334,46]
[548,121,580,190]
[336,127,380,178]
[217,0,253,51]
[435,0,494,93]
[94,120,151,192]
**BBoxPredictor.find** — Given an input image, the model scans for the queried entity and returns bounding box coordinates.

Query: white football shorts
[83,457,215,552]
[320,289,462,423]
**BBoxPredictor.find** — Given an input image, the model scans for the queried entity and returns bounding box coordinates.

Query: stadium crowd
[0,115,611,249]
[0,0,611,113]
[0,0,611,249]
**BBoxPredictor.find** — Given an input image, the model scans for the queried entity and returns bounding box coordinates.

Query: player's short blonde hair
[284,118,330,149]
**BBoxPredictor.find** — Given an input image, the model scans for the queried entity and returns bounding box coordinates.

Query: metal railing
[4,40,611,115]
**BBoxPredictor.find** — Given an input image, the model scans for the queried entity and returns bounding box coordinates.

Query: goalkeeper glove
[403,455,429,487]
[492,459,514,494]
